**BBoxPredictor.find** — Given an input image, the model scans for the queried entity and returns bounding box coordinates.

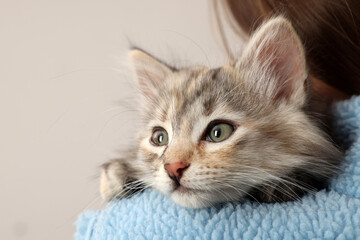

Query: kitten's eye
[207,123,234,143]
[151,128,168,146]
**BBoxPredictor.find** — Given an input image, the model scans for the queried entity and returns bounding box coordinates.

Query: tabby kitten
[100,17,342,208]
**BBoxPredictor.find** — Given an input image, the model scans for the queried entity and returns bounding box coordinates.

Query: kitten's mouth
[168,175,193,194]
[168,175,203,194]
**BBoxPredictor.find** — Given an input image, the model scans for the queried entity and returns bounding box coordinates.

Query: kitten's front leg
[100,156,143,201]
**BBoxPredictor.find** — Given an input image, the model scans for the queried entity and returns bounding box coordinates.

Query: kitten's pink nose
[164,162,190,181]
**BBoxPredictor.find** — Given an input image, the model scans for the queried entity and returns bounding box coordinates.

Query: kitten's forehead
[171,67,219,115]
[149,67,244,137]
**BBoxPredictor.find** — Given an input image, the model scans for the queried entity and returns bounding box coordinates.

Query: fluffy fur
[100,17,342,208]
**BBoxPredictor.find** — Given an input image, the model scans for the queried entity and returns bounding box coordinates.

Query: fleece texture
[75,96,360,240]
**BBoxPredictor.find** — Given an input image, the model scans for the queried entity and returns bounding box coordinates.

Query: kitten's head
[130,17,341,208]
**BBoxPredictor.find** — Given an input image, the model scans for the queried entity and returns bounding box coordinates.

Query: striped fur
[100,17,342,208]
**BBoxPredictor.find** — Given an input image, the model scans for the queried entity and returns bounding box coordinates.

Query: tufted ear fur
[129,49,173,101]
[237,17,308,105]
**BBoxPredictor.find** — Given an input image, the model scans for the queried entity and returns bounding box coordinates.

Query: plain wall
[0,1,241,239]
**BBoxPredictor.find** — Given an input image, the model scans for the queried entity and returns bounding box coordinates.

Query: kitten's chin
[169,185,246,208]
[171,191,209,208]
[170,187,220,208]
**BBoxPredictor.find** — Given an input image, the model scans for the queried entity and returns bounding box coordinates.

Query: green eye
[207,123,234,142]
[151,128,168,146]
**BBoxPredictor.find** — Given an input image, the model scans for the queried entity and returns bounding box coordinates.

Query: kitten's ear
[238,17,307,105]
[129,49,173,100]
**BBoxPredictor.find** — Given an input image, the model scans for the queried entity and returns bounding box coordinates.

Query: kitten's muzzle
[164,162,190,184]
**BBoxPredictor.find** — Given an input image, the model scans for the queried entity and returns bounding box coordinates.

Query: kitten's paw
[100,160,126,201]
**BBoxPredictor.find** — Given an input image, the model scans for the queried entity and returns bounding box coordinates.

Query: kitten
[100,17,342,208]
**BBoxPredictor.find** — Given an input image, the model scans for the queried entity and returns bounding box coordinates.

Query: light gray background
[0,1,241,239]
